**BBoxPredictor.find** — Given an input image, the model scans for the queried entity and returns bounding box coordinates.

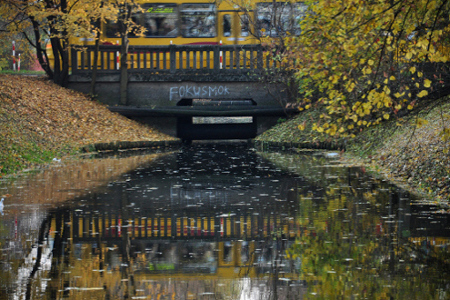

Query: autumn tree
[227,0,308,108]
[112,0,145,105]
[0,0,120,86]
[89,0,144,98]
[278,0,450,140]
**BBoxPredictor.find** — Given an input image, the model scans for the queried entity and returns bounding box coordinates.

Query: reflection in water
[0,143,449,299]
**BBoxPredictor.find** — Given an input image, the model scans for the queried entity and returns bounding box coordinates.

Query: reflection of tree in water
[289,186,450,298]
[234,232,300,300]
[9,148,450,299]
[19,197,449,300]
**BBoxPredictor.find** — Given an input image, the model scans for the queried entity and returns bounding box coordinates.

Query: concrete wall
[68,80,291,107]
[67,76,294,140]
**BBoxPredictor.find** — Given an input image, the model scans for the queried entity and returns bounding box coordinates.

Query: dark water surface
[1,143,449,299]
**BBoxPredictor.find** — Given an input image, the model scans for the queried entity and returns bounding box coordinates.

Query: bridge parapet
[68,44,295,107]
[70,44,285,82]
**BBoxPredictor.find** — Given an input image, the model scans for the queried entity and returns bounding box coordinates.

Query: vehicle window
[240,14,250,37]
[133,3,178,37]
[105,20,120,38]
[223,14,232,37]
[292,2,307,35]
[256,2,305,37]
[180,4,216,38]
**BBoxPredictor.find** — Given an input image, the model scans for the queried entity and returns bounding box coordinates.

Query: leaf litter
[0,75,177,174]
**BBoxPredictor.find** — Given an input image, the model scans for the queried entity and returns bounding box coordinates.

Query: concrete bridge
[67,44,298,140]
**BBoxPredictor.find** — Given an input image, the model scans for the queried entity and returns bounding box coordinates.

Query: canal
[0,142,449,299]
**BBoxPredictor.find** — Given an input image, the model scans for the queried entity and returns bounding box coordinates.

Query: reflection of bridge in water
[38,148,308,298]
[45,147,308,289]
[73,211,299,241]
[54,206,301,277]
[69,145,306,243]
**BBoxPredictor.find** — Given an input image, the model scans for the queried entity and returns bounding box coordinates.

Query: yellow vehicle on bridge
[59,0,307,71]
[79,0,306,47]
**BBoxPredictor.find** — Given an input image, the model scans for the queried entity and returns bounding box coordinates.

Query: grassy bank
[256,100,450,207]
[0,75,178,175]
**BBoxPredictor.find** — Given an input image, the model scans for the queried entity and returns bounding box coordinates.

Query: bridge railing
[70,44,285,81]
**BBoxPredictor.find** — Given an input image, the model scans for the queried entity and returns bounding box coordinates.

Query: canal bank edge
[253,139,438,209]
[80,140,182,152]
[255,100,450,209]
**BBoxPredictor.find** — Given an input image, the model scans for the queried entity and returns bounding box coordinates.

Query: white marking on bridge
[169,85,231,101]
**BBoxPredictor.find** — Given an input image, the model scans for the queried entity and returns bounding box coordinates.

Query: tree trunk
[30,18,53,79]
[60,38,70,87]
[50,38,62,82]
[119,35,129,105]
[50,37,70,87]
[59,0,69,87]
[119,4,132,106]
[90,31,101,96]
[40,0,69,87]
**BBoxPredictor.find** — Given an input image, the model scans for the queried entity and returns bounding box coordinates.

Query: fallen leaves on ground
[0,74,177,174]
[374,107,450,203]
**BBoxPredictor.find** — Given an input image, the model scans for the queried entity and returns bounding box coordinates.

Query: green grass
[0,107,61,175]
[0,136,59,174]
[0,70,46,76]
[256,107,348,147]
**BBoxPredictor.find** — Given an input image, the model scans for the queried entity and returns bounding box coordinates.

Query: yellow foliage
[417,90,428,98]
[439,127,450,141]
[415,118,429,128]
[287,0,450,136]
[313,123,324,133]
[363,67,372,75]
[346,82,356,93]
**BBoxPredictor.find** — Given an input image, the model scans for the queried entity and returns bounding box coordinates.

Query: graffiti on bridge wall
[169,84,231,101]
